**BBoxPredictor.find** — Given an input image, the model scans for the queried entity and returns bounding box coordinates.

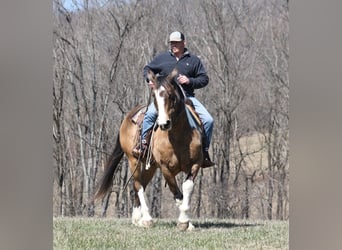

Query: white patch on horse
[132,206,142,225]
[137,187,152,223]
[178,179,194,223]
[154,86,168,126]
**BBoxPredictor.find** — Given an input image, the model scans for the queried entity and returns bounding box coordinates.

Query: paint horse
[95,69,203,230]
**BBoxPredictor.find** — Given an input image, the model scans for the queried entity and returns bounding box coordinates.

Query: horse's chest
[152,132,200,168]
[152,140,178,166]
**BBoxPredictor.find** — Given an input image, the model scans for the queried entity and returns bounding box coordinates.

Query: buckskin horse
[95,69,203,231]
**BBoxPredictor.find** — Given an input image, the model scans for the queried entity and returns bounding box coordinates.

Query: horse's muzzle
[159,120,172,131]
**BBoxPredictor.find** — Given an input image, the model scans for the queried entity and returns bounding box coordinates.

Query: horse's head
[147,69,184,131]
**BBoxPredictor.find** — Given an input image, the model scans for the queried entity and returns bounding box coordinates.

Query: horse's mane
[157,73,186,103]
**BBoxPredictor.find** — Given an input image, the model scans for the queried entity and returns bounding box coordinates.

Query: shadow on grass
[194,221,261,229]
[156,220,261,229]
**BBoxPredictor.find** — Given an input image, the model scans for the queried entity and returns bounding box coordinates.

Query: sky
[62,0,81,11]
[61,0,109,11]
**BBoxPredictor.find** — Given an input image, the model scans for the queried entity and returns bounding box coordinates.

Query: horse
[95,69,203,231]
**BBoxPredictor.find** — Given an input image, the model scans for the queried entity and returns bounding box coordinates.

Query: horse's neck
[171,107,192,135]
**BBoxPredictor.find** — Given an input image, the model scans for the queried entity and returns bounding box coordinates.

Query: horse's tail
[95,133,124,200]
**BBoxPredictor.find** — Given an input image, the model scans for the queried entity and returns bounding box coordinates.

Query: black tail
[95,133,124,200]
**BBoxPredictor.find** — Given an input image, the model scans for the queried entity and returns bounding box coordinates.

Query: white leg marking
[175,198,182,207]
[132,206,142,226]
[178,180,194,223]
[187,222,195,231]
[137,187,152,223]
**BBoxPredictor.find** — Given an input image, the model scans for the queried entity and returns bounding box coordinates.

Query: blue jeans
[141,97,214,151]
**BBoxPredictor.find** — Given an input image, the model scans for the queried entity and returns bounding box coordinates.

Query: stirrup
[132,139,148,158]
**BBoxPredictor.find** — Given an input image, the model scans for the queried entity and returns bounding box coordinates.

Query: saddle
[131,105,147,126]
[131,105,152,159]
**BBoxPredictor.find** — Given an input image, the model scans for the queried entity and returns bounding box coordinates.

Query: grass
[53,217,288,249]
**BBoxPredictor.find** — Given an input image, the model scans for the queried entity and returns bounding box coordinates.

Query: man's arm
[188,58,209,89]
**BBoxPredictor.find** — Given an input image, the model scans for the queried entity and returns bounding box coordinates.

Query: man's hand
[177,74,190,85]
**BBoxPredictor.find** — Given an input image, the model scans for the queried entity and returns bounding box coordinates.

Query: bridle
[160,80,187,128]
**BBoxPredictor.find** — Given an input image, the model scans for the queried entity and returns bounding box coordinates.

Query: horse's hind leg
[130,159,157,227]
[131,185,142,226]
[135,183,153,227]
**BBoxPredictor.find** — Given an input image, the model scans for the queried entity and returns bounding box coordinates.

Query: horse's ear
[166,68,179,88]
[147,70,156,83]
[169,68,178,80]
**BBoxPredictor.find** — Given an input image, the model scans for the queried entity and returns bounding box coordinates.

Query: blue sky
[61,0,108,11]
[62,0,81,11]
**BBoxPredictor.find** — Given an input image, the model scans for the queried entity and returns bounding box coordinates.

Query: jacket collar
[169,48,190,58]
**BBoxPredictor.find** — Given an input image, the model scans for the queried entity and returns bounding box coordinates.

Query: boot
[132,139,148,158]
[202,150,215,168]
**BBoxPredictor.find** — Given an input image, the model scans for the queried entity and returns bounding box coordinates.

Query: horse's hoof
[132,219,140,226]
[177,221,189,231]
[141,220,153,228]
[187,222,195,231]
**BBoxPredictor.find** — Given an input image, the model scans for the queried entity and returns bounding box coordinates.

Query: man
[133,31,215,168]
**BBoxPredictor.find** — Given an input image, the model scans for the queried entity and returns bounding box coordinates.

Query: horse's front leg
[178,179,194,226]
[160,166,183,208]
[178,164,200,231]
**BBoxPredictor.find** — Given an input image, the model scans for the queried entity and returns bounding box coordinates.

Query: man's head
[169,31,186,56]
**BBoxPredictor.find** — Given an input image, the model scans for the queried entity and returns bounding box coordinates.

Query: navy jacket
[143,49,209,97]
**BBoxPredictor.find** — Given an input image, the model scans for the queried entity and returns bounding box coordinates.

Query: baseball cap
[169,31,185,42]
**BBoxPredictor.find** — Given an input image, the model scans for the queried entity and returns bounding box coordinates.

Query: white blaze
[154,86,168,126]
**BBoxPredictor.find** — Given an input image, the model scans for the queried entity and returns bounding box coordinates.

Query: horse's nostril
[160,120,171,130]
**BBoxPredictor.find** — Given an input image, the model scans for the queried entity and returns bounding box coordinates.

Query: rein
[122,88,153,192]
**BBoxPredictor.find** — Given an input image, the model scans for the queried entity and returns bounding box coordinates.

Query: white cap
[169,31,185,42]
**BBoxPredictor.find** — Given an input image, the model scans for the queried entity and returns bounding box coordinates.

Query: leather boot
[202,150,215,168]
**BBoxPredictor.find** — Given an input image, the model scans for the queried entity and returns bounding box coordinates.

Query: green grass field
[53,217,288,249]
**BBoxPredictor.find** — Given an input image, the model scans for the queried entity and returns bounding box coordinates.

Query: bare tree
[53,0,289,220]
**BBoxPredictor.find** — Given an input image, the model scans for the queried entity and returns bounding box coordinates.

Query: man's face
[170,41,185,54]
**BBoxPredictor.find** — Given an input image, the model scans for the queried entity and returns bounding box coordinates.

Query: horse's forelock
[155,69,184,103]
[159,77,179,99]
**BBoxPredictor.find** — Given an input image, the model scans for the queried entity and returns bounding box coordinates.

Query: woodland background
[53,0,289,220]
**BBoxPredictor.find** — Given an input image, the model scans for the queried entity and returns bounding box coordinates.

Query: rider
[133,31,215,168]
